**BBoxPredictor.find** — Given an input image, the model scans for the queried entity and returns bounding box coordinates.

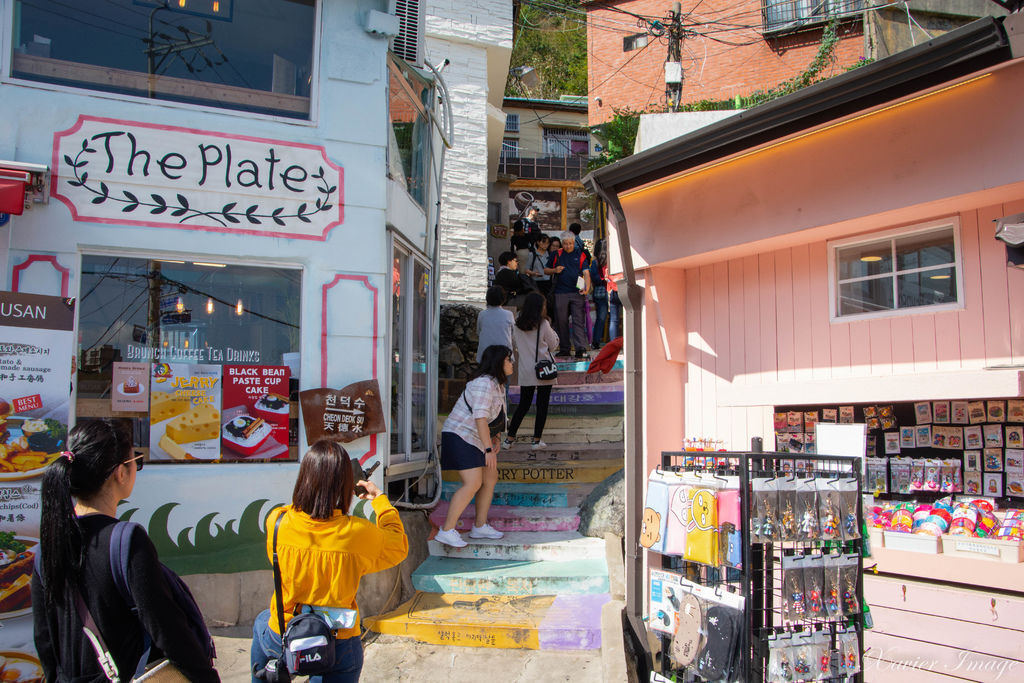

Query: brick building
[585,0,866,126]
[584,0,1001,127]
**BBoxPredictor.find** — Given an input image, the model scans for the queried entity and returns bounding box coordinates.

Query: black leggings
[507,385,553,440]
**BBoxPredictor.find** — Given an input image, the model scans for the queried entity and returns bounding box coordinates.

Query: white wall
[426,0,512,305]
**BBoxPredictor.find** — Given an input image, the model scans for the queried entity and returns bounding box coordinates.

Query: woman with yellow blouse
[250,440,408,682]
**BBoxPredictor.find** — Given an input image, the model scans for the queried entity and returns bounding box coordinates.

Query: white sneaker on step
[468,523,504,539]
[501,437,515,449]
[531,440,547,450]
[434,527,467,548]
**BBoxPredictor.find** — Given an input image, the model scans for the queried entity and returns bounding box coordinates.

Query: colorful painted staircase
[366,357,624,652]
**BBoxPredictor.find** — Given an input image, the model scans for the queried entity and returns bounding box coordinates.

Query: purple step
[430,501,580,533]
[540,593,612,650]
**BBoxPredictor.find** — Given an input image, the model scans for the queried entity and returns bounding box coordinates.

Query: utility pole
[665,2,684,111]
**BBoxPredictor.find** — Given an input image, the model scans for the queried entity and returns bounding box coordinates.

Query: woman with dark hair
[590,241,610,349]
[251,439,407,682]
[435,344,512,548]
[31,419,220,682]
[505,292,559,452]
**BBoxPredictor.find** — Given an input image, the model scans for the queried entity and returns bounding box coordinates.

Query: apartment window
[831,221,962,320]
[763,0,864,32]
[505,114,520,133]
[543,128,588,158]
[501,138,520,159]
[390,240,432,464]
[623,33,649,51]
[11,0,316,119]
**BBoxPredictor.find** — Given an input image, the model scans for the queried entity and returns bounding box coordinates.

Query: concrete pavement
[210,627,604,682]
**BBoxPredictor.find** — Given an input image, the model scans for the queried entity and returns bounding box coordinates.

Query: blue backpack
[107,521,216,673]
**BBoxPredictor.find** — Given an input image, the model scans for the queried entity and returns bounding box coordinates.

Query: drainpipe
[585,176,648,670]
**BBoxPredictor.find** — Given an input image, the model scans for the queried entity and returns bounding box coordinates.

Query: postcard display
[645,451,864,682]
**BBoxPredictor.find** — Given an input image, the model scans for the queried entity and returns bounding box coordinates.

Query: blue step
[441,481,570,508]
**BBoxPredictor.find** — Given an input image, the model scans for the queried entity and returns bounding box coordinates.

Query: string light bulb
[206,298,214,314]
[175,297,184,314]
[236,299,244,316]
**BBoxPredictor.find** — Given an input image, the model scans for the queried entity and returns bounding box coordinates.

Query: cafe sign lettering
[52,115,343,240]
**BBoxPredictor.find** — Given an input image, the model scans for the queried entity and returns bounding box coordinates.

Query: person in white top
[435,345,512,548]
[505,292,559,452]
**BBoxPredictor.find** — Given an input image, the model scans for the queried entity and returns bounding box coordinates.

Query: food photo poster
[221,365,289,460]
[149,362,222,461]
[0,292,76,675]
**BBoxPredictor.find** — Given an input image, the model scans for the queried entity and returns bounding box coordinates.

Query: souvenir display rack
[652,449,865,682]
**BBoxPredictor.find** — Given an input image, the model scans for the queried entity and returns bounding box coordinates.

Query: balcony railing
[498,155,591,182]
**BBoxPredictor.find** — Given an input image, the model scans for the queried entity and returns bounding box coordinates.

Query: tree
[507,0,587,98]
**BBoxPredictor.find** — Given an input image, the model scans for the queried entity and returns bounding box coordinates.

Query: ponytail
[38,419,132,606]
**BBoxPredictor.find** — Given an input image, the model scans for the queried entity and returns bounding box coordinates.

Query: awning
[0,169,31,216]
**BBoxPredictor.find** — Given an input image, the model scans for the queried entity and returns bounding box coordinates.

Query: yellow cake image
[165,404,220,443]
[150,391,189,424]
[158,433,190,460]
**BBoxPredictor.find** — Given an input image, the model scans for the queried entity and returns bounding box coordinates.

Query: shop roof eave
[583,15,1015,198]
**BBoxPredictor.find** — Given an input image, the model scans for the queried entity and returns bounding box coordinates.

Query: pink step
[429,501,580,533]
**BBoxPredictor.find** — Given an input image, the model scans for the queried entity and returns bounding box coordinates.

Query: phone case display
[653,450,864,682]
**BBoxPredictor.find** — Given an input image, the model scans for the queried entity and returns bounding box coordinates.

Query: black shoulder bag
[463,393,506,438]
[254,513,336,683]
[534,325,558,381]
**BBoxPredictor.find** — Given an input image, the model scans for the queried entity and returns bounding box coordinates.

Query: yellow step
[441,459,622,484]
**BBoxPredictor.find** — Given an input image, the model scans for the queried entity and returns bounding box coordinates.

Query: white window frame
[542,127,588,158]
[828,217,964,323]
[387,233,432,468]
[623,33,648,52]
[501,137,520,159]
[505,113,520,133]
[1,0,323,126]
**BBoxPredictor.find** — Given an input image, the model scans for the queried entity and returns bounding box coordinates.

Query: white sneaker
[531,440,547,450]
[501,437,515,449]
[434,527,467,548]
[469,523,504,540]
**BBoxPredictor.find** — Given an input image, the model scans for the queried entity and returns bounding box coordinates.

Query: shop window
[831,221,961,320]
[389,240,432,465]
[388,55,432,207]
[10,0,315,119]
[543,127,589,158]
[76,256,301,462]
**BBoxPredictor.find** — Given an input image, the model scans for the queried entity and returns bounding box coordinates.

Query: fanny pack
[463,394,506,438]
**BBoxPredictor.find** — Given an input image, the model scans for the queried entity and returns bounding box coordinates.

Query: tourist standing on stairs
[436,345,512,548]
[548,230,592,359]
[505,292,559,454]
[476,286,514,363]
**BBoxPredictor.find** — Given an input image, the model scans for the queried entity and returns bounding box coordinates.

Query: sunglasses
[124,451,145,471]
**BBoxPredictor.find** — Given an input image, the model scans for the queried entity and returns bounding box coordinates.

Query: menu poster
[221,365,290,460]
[149,363,222,461]
[111,362,149,411]
[0,291,75,669]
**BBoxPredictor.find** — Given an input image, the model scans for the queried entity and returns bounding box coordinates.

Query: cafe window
[76,256,302,462]
[10,0,316,119]
[830,220,962,320]
[389,239,432,466]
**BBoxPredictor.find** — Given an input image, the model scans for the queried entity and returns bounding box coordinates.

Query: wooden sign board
[299,379,385,444]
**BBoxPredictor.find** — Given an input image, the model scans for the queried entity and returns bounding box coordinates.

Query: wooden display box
[882,531,942,554]
[940,535,1024,563]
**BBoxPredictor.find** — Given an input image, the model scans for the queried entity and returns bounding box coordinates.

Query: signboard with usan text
[52,115,344,240]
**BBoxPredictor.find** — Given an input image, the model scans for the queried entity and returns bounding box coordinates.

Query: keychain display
[837,630,861,675]
[752,477,781,543]
[816,481,841,542]
[823,554,842,618]
[838,554,860,616]
[836,478,860,541]
[779,477,798,542]
[767,634,794,682]
[803,555,825,619]
[781,555,807,623]
[796,477,819,541]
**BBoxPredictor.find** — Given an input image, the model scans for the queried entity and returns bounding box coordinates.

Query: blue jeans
[251,609,363,683]
[591,286,608,347]
[608,290,623,340]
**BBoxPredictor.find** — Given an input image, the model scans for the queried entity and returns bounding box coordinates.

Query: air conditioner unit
[388,0,424,66]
